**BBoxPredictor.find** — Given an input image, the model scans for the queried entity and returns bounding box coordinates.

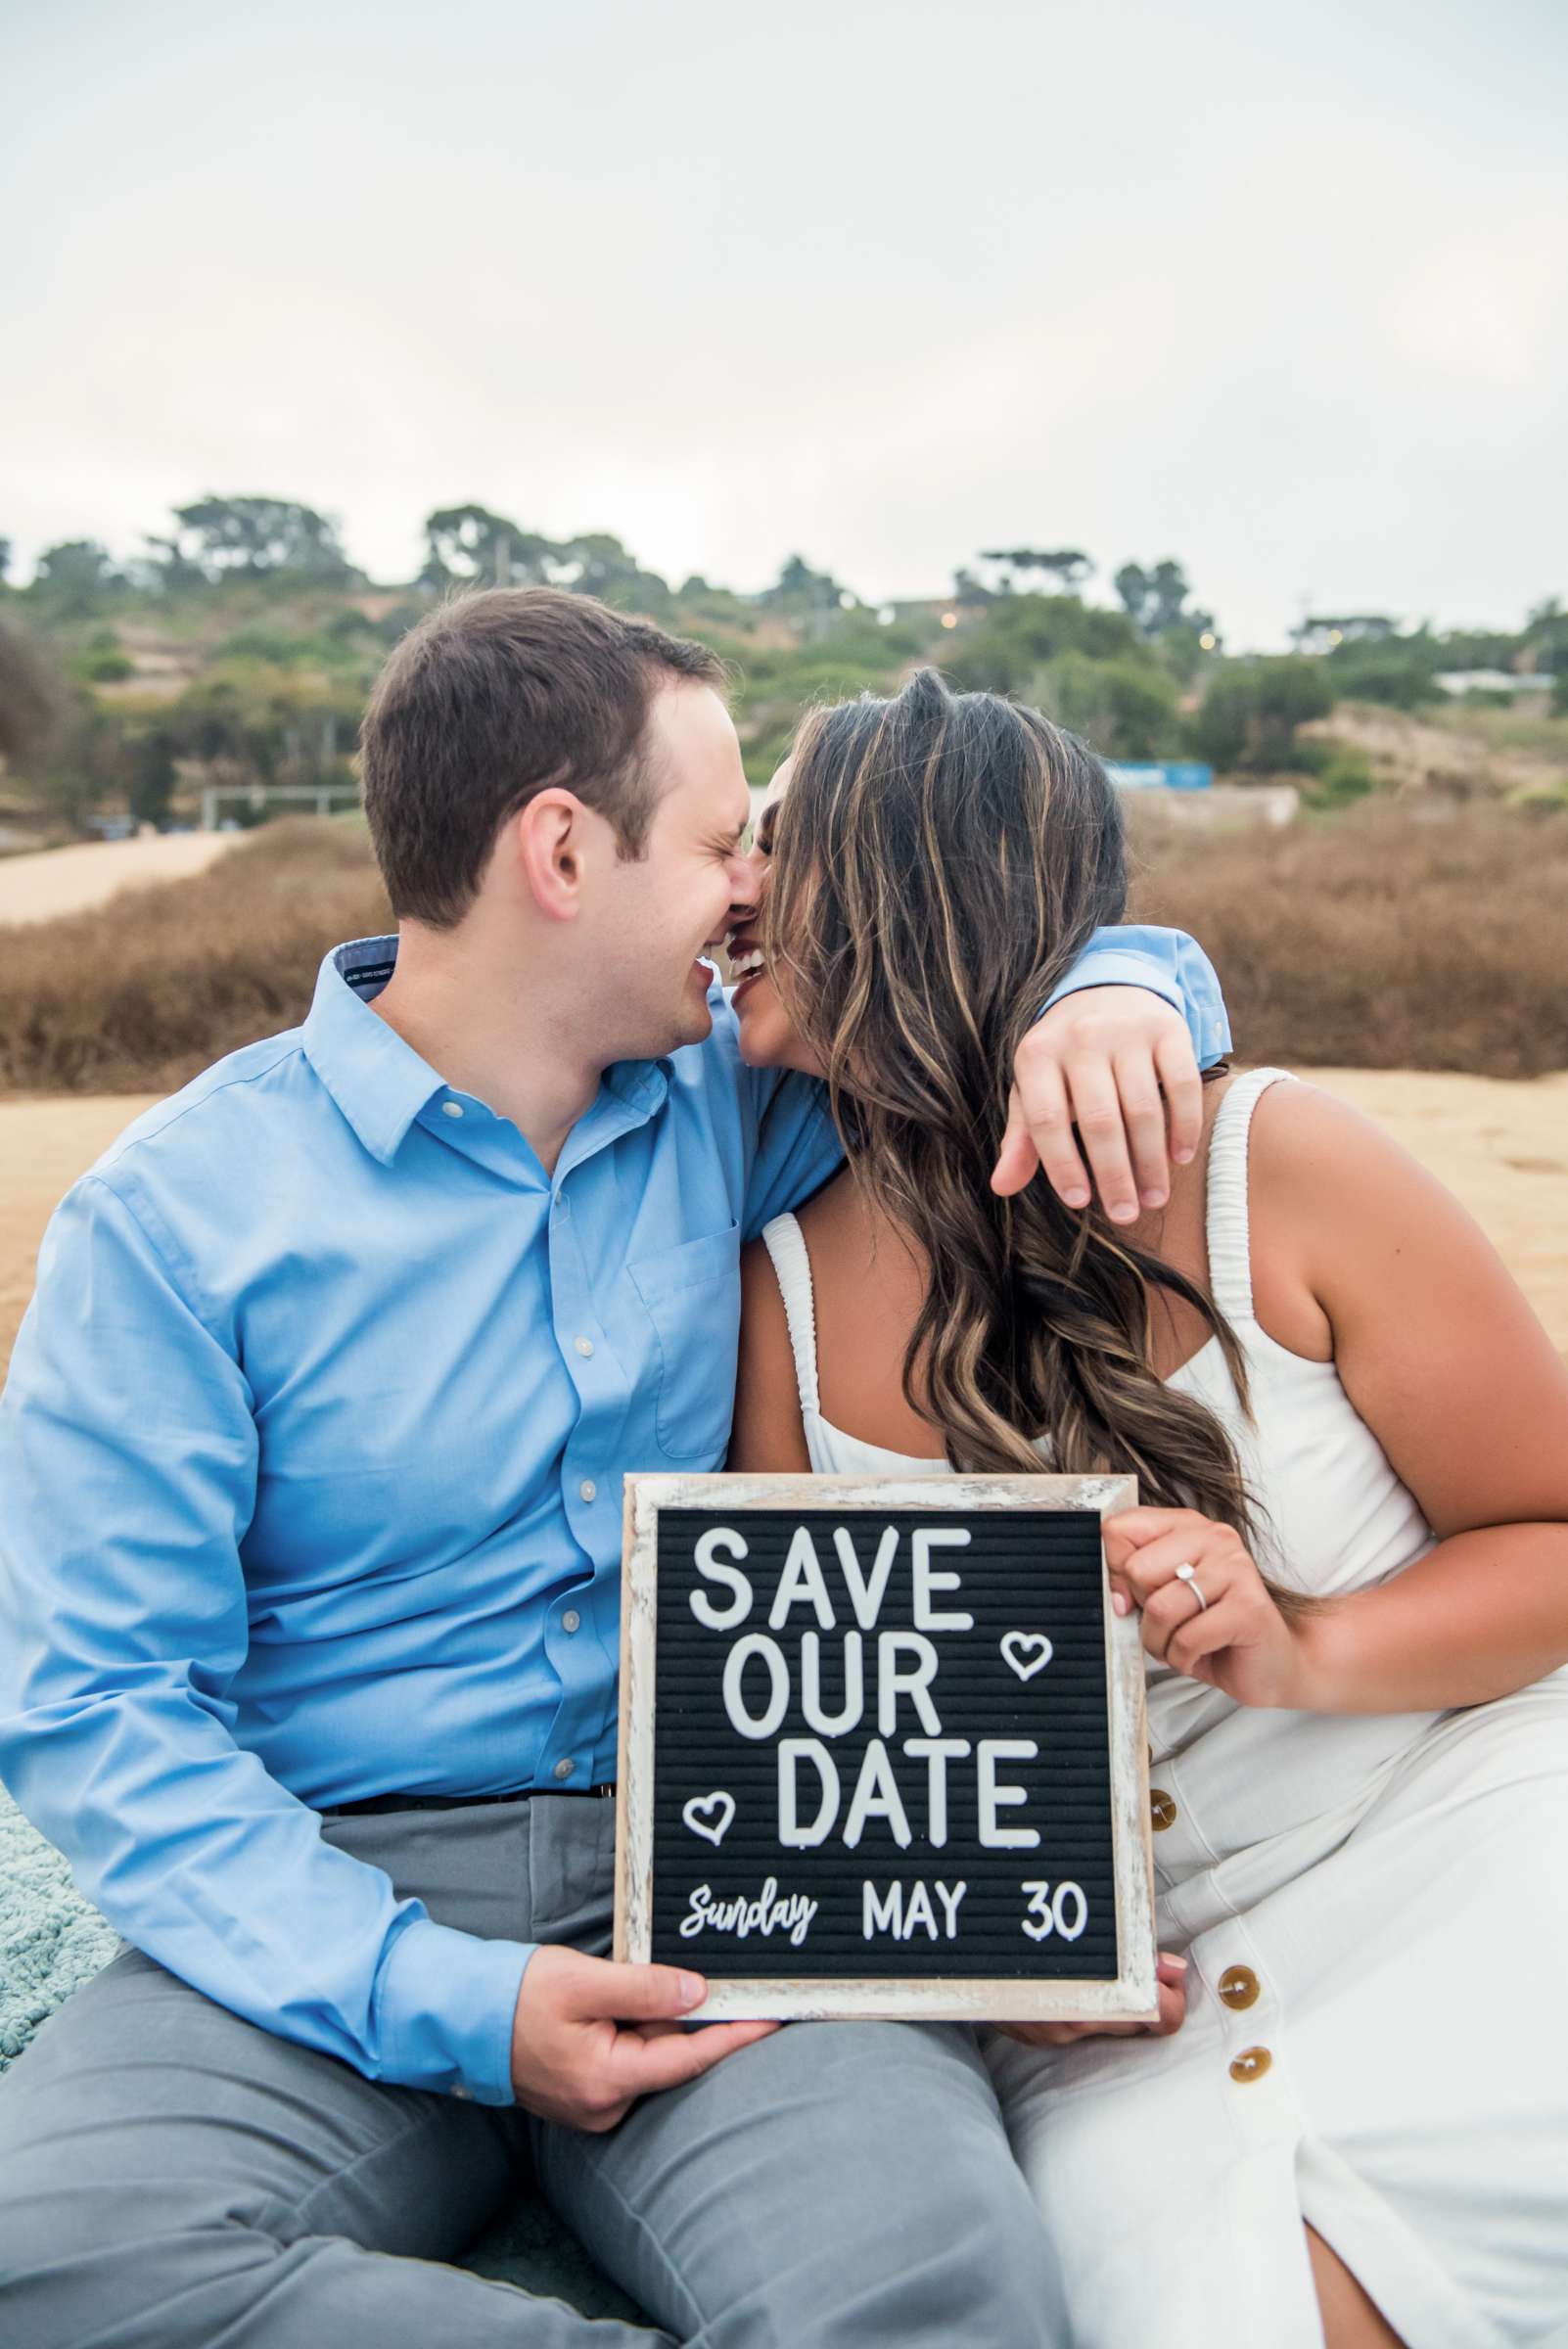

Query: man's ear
[511,788,589,922]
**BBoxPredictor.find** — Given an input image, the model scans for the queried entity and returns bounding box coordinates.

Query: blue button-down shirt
[0,928,1227,2104]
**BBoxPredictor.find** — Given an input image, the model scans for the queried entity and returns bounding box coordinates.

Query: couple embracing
[1,588,1565,2348]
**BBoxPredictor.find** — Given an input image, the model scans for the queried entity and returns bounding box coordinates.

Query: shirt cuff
[375,1914,536,2105]
[1042,947,1231,1067]
[1044,949,1185,1016]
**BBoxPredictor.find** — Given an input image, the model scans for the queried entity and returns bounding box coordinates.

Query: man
[0,590,1228,2345]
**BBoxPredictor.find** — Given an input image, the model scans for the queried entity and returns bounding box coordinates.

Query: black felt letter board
[645,1503,1119,1984]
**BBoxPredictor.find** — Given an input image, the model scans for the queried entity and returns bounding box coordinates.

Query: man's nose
[729,854,764,913]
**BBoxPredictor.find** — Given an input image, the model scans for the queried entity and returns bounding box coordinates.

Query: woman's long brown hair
[765,667,1275,1570]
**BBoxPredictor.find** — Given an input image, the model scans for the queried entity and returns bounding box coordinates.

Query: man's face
[586,679,758,1062]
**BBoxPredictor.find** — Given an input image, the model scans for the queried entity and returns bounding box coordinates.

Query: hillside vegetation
[2,798,1563,1097]
[3,498,1565,839]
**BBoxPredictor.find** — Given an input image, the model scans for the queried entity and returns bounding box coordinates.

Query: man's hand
[992,988,1205,1222]
[510,1946,777,2131]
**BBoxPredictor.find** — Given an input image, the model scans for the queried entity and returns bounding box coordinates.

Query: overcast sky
[4,0,1564,647]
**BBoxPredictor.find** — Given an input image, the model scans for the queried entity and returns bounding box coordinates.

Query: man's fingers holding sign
[1103,1505,1322,1714]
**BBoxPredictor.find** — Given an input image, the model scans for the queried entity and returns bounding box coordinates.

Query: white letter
[935,1881,967,1938]
[901,1737,971,1847]
[877,1632,942,1736]
[770,1528,837,1630]
[691,1526,753,1632]
[843,1738,913,1850]
[911,1527,973,1631]
[862,1881,905,1939]
[978,1738,1039,1848]
[802,1631,864,1736]
[833,1525,899,1630]
[902,1881,938,1941]
[779,1738,840,1847]
[723,1633,789,1739]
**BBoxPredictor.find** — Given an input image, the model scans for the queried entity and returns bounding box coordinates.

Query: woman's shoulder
[1246,1071,1426,1214]
[1242,1072,1474,1358]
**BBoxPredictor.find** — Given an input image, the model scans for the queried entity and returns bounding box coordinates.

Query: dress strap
[1204,1068,1298,1325]
[759,1213,822,1417]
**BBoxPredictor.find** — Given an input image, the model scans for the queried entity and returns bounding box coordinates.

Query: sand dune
[0,832,240,928]
[2,1069,1563,1376]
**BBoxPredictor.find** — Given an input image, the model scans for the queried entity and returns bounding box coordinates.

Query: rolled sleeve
[1044,925,1231,1066]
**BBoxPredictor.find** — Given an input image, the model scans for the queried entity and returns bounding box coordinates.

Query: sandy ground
[2,1068,1563,1378]
[0,832,239,927]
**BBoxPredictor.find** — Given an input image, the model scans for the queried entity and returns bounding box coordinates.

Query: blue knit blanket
[0,1784,638,2318]
[0,1784,121,2070]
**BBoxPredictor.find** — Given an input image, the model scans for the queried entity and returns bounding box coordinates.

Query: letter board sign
[615,1473,1156,2023]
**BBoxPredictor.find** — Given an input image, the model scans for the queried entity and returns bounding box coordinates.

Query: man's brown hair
[360,587,726,927]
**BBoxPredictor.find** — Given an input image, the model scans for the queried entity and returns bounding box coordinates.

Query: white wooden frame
[615,1471,1157,2025]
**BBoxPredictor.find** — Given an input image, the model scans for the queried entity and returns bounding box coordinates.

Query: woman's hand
[1000,1953,1189,2049]
[1103,1505,1320,1710]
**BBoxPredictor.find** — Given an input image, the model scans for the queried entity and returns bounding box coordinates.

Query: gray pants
[0,1794,1066,2347]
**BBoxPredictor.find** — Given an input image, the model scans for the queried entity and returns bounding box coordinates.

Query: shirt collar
[301,935,674,1168]
[301,937,446,1166]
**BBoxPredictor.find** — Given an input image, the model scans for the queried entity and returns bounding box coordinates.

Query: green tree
[28,539,123,617]
[1193,657,1334,771]
[1291,614,1400,649]
[173,659,363,802]
[980,547,1094,593]
[161,497,352,582]
[0,620,68,766]
[23,692,133,829]
[421,505,559,588]
[1323,642,1441,709]
[1038,651,1179,760]
[127,721,180,827]
[1114,558,1215,646]
[945,594,1141,694]
[758,554,857,639]
[555,532,672,614]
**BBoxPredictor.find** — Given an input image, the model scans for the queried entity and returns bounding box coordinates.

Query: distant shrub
[1322,645,1442,709]
[74,649,136,683]
[1037,651,1180,760]
[1302,747,1375,810]
[1194,658,1335,771]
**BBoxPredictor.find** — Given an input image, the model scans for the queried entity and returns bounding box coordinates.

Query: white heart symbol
[1000,1632,1054,1682]
[682,1791,736,1847]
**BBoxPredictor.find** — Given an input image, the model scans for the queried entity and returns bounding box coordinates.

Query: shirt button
[574,1337,594,1359]
[1219,1964,1260,2011]
[578,1479,597,1502]
[552,1758,576,1781]
[1228,2046,1272,2085]
[441,1100,465,1120]
[1150,1789,1177,1831]
[562,1609,581,1635]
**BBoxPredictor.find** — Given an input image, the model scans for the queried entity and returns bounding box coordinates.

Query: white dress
[760,1068,1568,2348]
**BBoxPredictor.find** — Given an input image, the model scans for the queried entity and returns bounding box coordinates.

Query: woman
[724,668,1568,2349]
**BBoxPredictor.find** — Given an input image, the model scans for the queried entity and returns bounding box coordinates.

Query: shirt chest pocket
[624,1222,741,1463]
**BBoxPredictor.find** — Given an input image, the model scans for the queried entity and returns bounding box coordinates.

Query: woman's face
[731,760,826,1078]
